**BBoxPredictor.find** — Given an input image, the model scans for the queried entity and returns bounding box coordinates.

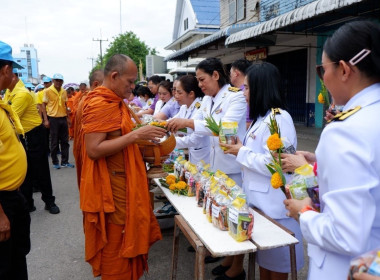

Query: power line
[93,38,108,66]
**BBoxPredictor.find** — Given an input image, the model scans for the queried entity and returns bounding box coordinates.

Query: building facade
[13,44,40,85]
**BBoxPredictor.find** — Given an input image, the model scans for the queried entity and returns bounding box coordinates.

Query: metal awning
[164,23,257,61]
[225,0,364,45]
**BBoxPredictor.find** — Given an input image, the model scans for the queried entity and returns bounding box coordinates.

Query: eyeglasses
[316,62,338,80]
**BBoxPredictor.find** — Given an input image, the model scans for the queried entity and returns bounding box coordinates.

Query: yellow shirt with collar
[36,89,45,105]
[43,85,68,117]
[4,79,42,133]
[0,107,27,191]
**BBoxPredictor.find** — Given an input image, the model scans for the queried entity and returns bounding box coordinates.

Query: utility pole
[87,57,95,69]
[93,38,108,66]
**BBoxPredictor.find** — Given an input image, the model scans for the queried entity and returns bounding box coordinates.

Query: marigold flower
[271,172,284,189]
[169,184,176,191]
[267,133,282,151]
[318,93,325,104]
[166,175,176,185]
[177,181,187,190]
[159,121,167,126]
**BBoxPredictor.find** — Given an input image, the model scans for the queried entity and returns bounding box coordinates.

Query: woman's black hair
[324,20,380,79]
[136,85,153,98]
[158,80,173,95]
[196,57,229,88]
[246,62,285,122]
[178,75,204,98]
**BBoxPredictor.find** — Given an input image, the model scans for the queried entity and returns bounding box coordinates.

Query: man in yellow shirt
[0,40,30,280]
[5,72,60,214]
[43,73,74,169]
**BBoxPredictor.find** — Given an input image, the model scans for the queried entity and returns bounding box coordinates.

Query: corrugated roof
[190,0,220,26]
[226,0,365,45]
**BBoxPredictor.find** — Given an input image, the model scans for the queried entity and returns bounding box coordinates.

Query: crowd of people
[0,19,379,280]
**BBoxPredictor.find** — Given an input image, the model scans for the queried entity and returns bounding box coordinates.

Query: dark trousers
[48,116,69,165]
[20,124,55,209]
[0,191,31,280]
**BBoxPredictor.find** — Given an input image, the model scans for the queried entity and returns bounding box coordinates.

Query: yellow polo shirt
[43,85,68,117]
[0,107,27,191]
[4,79,42,133]
[36,89,45,105]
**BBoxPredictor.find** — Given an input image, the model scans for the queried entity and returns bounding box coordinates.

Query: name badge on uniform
[249,132,256,140]
[215,108,222,114]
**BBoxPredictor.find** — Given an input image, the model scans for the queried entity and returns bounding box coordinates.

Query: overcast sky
[0,0,176,84]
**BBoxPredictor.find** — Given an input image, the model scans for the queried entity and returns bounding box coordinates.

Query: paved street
[28,125,321,280]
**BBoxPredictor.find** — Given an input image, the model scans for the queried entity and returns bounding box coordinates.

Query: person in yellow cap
[4,71,60,214]
[0,40,30,280]
[43,73,75,169]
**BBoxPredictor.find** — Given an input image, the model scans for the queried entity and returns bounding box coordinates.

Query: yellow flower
[166,175,176,185]
[169,184,176,191]
[318,93,325,104]
[271,172,284,189]
[177,181,187,190]
[267,133,282,151]
[150,121,159,126]
[159,121,167,126]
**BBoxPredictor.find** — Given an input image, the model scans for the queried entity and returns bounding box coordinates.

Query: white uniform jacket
[192,84,247,175]
[174,98,210,164]
[300,83,380,280]
[236,109,297,219]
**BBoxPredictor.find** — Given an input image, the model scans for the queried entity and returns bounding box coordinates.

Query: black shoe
[29,206,36,212]
[187,246,196,252]
[45,204,60,214]
[205,256,222,264]
[212,265,231,276]
[215,270,246,280]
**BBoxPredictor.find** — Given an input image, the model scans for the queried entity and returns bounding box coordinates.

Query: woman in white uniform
[172,75,210,164]
[220,62,304,280]
[285,20,380,280]
[167,57,247,186]
[153,80,173,115]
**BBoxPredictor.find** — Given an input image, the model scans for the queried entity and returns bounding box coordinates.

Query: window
[184,18,188,31]
[229,0,236,24]
[237,0,245,21]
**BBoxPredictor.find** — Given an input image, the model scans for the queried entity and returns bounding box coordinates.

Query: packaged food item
[348,249,380,279]
[219,121,238,150]
[184,163,197,197]
[228,196,254,242]
[206,178,219,223]
[196,172,210,207]
[211,190,230,231]
[286,164,318,202]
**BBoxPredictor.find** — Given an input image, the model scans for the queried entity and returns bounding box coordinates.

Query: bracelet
[298,205,316,220]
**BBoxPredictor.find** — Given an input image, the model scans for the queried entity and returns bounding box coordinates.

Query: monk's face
[114,61,137,99]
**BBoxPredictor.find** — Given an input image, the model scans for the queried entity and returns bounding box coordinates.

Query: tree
[90,31,156,79]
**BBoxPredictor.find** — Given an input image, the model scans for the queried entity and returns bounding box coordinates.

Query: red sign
[245,48,267,61]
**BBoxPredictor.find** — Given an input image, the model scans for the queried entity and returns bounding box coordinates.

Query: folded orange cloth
[80,86,162,279]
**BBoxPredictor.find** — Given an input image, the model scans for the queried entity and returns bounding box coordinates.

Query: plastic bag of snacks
[196,171,210,207]
[184,162,197,197]
[205,178,219,223]
[348,249,380,279]
[286,164,318,201]
[228,196,254,242]
[219,121,238,151]
[211,190,231,231]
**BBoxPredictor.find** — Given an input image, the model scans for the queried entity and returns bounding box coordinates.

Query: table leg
[289,244,297,280]
[171,220,180,280]
[247,252,256,280]
[195,246,206,280]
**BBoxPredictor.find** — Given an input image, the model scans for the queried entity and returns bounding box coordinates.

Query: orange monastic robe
[80,86,162,279]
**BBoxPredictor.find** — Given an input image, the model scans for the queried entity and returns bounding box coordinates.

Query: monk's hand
[219,137,242,156]
[0,208,11,242]
[134,125,167,142]
[281,153,308,173]
[166,118,188,133]
[283,197,312,221]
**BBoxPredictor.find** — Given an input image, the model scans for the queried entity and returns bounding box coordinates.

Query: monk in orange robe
[73,70,104,187]
[66,87,75,139]
[80,54,166,279]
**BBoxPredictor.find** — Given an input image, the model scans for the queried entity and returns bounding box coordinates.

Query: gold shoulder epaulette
[195,102,201,109]
[228,86,240,92]
[328,106,361,123]
[271,108,281,115]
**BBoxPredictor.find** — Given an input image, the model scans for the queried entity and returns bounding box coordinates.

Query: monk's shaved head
[89,69,104,90]
[104,54,131,76]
